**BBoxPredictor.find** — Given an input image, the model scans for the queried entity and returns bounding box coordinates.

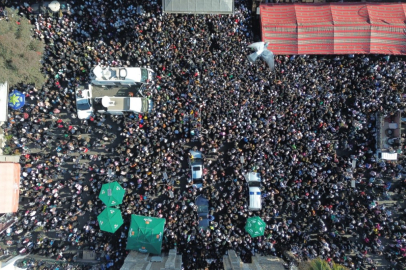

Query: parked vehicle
[195,195,209,230]
[244,172,262,211]
[188,150,204,189]
[75,86,93,119]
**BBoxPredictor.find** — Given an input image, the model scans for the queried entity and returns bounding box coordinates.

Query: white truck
[95,96,153,115]
[90,66,155,86]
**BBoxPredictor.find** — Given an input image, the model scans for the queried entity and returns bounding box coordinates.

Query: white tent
[0,82,8,122]
[163,0,234,14]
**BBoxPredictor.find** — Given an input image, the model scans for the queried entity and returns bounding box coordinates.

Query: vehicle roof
[75,88,91,103]
[189,150,202,159]
[104,97,127,111]
[92,66,143,82]
[249,186,261,192]
[249,187,262,210]
[198,217,210,229]
[190,150,203,179]
[91,85,141,98]
[244,172,261,182]
[191,164,203,180]
[195,196,209,214]
[102,97,144,112]
[76,99,90,104]
[196,196,209,229]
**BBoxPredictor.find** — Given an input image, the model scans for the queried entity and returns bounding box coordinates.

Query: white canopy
[0,82,8,122]
[163,0,234,14]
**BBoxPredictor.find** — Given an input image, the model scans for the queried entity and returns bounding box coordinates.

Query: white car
[90,66,155,86]
[75,86,93,119]
[244,172,262,211]
[188,150,204,189]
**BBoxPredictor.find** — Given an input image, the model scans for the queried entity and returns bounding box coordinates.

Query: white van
[244,172,262,211]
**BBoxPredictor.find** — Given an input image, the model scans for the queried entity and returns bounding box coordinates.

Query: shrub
[2,146,12,155]
[4,134,13,141]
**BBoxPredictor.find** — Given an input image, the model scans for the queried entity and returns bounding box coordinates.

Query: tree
[0,8,45,87]
[300,258,348,270]
[308,258,331,270]
[331,263,347,270]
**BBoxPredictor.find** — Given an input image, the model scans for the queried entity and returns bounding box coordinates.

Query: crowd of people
[1,0,406,269]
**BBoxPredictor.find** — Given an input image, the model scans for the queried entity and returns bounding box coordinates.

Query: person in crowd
[1,0,406,269]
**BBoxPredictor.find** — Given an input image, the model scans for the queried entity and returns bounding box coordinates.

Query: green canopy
[99,182,125,207]
[97,207,124,233]
[245,216,266,238]
[126,215,166,255]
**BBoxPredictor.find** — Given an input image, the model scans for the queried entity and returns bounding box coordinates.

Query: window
[77,100,91,110]
[249,192,254,195]
[194,179,203,184]
[141,69,149,82]
[257,192,261,195]
[193,167,201,171]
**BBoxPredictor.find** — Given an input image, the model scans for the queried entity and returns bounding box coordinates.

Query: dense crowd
[1,0,406,269]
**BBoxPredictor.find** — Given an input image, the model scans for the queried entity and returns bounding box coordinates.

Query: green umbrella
[97,207,123,233]
[245,216,266,238]
[126,215,166,255]
[99,182,125,207]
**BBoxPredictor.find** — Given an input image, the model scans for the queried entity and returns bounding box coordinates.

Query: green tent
[126,215,166,255]
[245,216,266,238]
[97,207,124,233]
[99,182,125,207]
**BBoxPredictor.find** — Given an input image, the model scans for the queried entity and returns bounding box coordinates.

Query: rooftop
[91,85,142,98]
[120,249,182,270]
[377,111,401,151]
[0,162,21,213]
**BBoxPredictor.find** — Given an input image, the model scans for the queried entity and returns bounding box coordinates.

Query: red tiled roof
[260,2,406,55]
